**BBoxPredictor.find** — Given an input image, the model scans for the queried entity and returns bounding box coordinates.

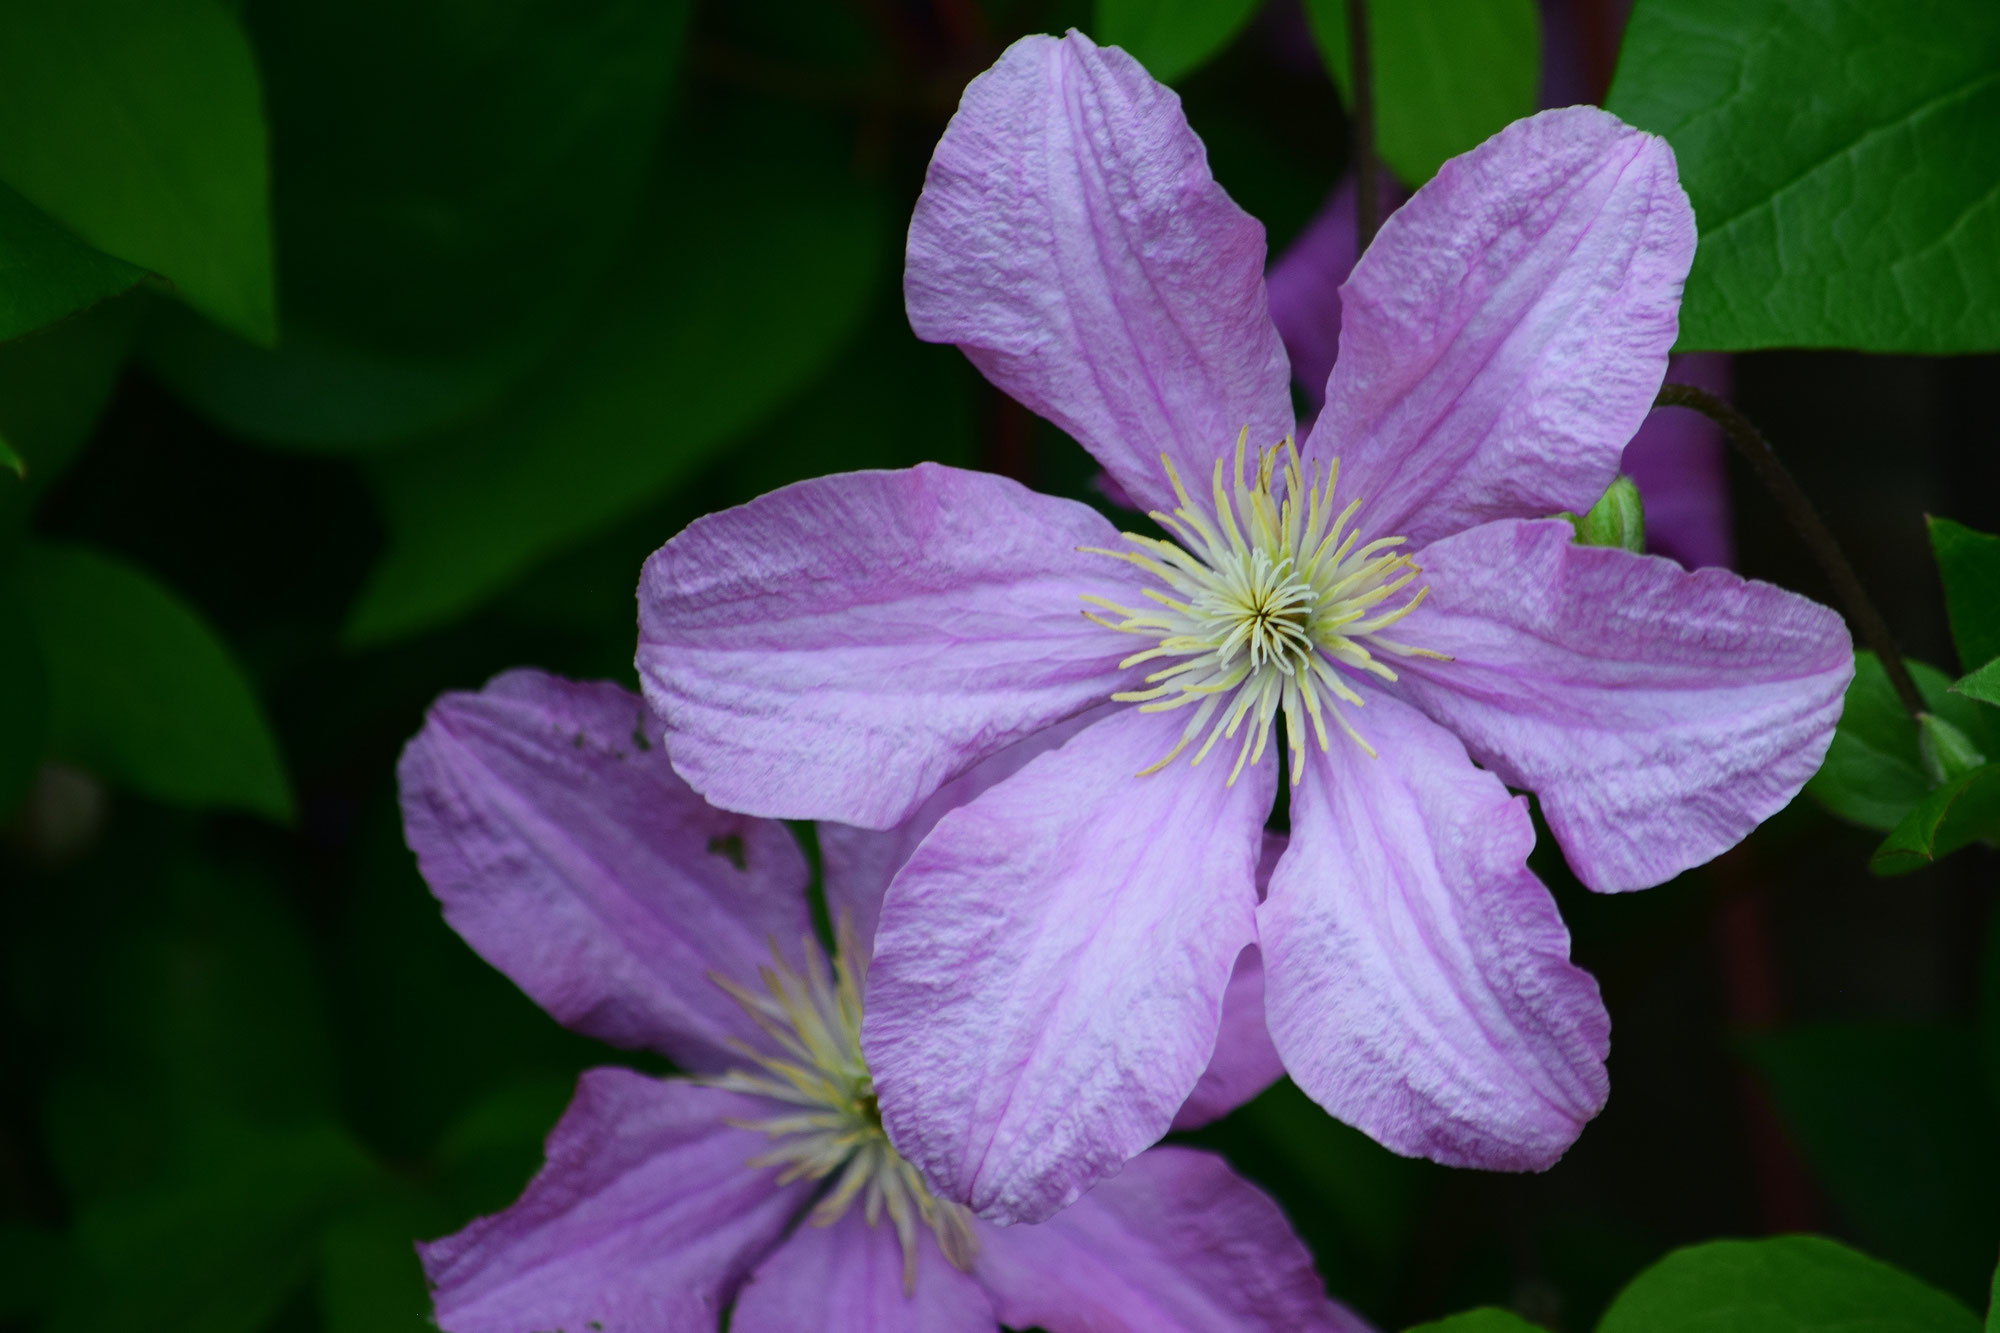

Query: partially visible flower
[397,669,1364,1333]
[637,32,1851,1224]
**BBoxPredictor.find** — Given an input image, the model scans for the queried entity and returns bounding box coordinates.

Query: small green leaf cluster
[1809,516,2000,874]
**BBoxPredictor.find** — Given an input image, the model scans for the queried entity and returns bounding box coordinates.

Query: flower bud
[1564,475,1646,553]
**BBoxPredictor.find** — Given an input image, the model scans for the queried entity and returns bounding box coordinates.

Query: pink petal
[1171,944,1286,1132]
[1265,179,1358,417]
[974,1145,1373,1332]
[819,708,1109,959]
[421,1070,809,1333]
[1172,832,1289,1131]
[863,705,1274,1223]
[1624,351,1734,570]
[397,670,812,1071]
[732,1211,995,1332]
[1304,107,1695,549]
[1396,518,1852,892]
[1259,692,1611,1171]
[905,31,1293,513]
[637,464,1135,830]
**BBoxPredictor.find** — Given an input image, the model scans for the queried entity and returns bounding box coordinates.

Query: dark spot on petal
[708,833,747,871]
[572,731,587,750]
[631,713,653,751]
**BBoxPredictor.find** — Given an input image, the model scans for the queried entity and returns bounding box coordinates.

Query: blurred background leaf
[1596,1235,1981,1333]
[1094,0,1263,84]
[0,183,143,344]
[143,0,693,448]
[21,542,294,821]
[1407,1312,1548,1333]
[1303,0,1542,185]
[1607,0,2000,354]
[0,0,273,343]
[1741,1024,1999,1303]
[344,91,890,644]
[1871,763,2000,875]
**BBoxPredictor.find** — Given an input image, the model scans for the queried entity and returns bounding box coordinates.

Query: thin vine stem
[1346,0,1380,253]
[1655,382,1924,719]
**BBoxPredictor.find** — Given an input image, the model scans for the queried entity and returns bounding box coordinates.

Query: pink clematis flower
[398,669,1368,1333]
[636,32,1852,1223]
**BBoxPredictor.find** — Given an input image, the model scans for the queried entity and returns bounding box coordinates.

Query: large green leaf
[1870,761,2000,875]
[345,97,888,645]
[1954,656,2000,708]
[1094,0,1262,83]
[1606,0,2000,353]
[1408,1312,1548,1333]
[20,542,293,820]
[1597,1235,1980,1333]
[1931,516,2000,673]
[1806,652,1992,832]
[0,181,143,342]
[144,0,691,448]
[0,0,273,344]
[1303,0,1541,185]
[1743,1025,2000,1305]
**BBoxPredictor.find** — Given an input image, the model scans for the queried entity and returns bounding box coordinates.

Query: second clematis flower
[637,31,1853,1223]
[398,670,1365,1332]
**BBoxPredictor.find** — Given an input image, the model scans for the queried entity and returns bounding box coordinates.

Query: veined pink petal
[1305,107,1695,548]
[637,464,1135,830]
[1171,943,1286,1132]
[397,670,812,1071]
[1396,518,1852,892]
[974,1145,1373,1333]
[731,1210,995,1332]
[1172,833,1289,1131]
[420,1070,809,1333]
[1626,351,1734,569]
[819,708,1110,959]
[1265,179,1357,418]
[1260,692,1610,1171]
[905,30,1293,512]
[863,706,1274,1223]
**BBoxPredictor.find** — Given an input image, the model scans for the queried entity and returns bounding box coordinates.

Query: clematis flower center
[1083,434,1442,783]
[705,929,976,1293]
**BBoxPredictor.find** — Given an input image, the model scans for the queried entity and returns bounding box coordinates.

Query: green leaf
[0,429,20,477]
[345,95,887,644]
[1953,656,2000,707]
[1303,0,1542,185]
[1407,1311,1548,1333]
[1094,0,1262,83]
[46,1122,380,1333]
[1806,652,1992,831]
[0,0,273,344]
[0,292,147,540]
[0,181,144,342]
[1870,762,2000,874]
[1596,1235,1980,1333]
[1742,1025,2000,1305]
[20,542,293,820]
[143,0,691,448]
[1606,0,2000,353]
[1930,517,2000,673]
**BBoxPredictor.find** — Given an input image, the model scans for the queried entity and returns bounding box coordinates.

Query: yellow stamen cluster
[704,928,976,1293]
[1083,433,1442,782]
